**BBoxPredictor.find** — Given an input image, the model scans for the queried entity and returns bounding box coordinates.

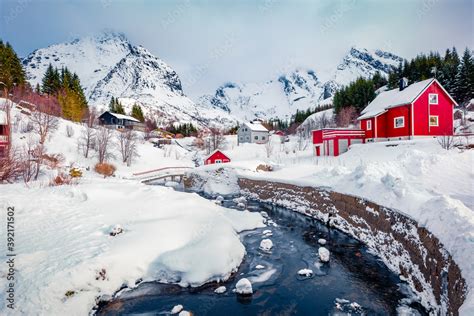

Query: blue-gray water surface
[96,194,427,316]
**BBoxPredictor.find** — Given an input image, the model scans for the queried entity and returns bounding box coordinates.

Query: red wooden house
[312,128,365,156]
[204,150,231,165]
[0,110,10,158]
[358,78,457,141]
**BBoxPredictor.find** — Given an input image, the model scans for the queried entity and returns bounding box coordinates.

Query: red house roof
[358,78,457,120]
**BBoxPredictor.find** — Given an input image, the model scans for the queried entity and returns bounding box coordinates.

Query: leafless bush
[117,130,139,166]
[437,135,457,150]
[0,148,22,183]
[20,140,40,183]
[78,125,96,158]
[265,139,274,158]
[96,127,114,163]
[336,106,357,127]
[19,121,33,133]
[66,125,74,138]
[50,173,73,186]
[205,128,226,154]
[30,103,59,144]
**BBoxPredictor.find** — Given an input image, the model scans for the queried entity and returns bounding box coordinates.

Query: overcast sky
[0,0,472,97]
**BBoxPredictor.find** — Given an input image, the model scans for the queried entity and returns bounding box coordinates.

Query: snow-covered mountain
[200,47,403,121]
[197,69,326,121]
[22,31,237,128]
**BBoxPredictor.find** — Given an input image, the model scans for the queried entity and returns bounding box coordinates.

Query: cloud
[0,0,472,98]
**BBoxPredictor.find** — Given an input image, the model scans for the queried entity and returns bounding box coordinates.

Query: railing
[132,166,192,177]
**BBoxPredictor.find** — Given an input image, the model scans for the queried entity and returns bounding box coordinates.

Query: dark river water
[96,193,427,316]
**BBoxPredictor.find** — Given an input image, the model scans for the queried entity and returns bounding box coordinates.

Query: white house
[237,121,269,144]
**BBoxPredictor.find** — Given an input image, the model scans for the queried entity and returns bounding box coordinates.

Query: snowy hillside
[199,47,402,121]
[22,31,237,129]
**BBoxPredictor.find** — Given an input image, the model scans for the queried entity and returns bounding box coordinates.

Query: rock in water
[235,278,253,295]
[259,239,273,251]
[171,304,183,314]
[298,268,313,277]
[214,286,226,294]
[318,238,326,245]
[319,247,330,262]
[178,311,191,316]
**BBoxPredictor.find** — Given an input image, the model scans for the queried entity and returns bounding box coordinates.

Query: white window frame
[366,120,372,130]
[215,159,222,164]
[428,93,438,105]
[429,115,439,127]
[394,116,405,129]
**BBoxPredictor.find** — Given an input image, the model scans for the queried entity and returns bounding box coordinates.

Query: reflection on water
[96,195,427,316]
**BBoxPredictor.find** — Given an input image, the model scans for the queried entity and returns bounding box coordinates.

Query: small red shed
[312,128,365,156]
[204,150,231,165]
[0,110,10,158]
[358,78,457,141]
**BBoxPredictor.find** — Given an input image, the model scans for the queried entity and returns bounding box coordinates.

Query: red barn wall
[384,105,411,138]
[206,151,231,164]
[413,81,454,136]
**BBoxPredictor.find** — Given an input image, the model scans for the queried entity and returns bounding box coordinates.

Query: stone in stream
[259,239,273,251]
[170,304,183,314]
[235,278,253,295]
[318,238,327,245]
[298,268,313,277]
[319,247,330,262]
[214,286,226,294]
[255,264,265,269]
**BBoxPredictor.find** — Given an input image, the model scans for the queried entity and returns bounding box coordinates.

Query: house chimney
[399,77,409,91]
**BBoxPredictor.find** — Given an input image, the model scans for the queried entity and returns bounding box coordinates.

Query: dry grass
[94,163,116,177]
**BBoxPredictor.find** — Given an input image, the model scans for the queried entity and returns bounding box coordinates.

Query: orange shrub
[94,163,116,177]
[50,173,73,186]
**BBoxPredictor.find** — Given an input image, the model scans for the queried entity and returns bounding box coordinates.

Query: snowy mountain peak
[199,47,403,121]
[22,32,237,128]
[334,47,403,86]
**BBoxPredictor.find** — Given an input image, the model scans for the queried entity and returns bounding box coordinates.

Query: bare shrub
[336,106,358,127]
[438,135,457,150]
[19,140,45,183]
[19,121,33,133]
[0,148,22,183]
[96,127,114,163]
[94,162,116,177]
[30,102,60,144]
[117,130,139,166]
[78,125,96,158]
[205,128,225,154]
[264,139,274,158]
[50,173,73,186]
[42,153,65,169]
[66,125,74,138]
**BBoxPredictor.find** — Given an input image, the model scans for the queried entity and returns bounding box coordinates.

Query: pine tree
[109,97,116,112]
[114,98,125,114]
[453,48,474,104]
[41,64,61,95]
[131,104,144,122]
[0,40,26,90]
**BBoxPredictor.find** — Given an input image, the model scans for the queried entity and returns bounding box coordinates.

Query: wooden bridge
[130,166,193,184]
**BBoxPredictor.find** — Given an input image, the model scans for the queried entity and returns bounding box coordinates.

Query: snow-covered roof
[243,122,269,132]
[0,110,7,124]
[108,112,141,123]
[358,78,435,120]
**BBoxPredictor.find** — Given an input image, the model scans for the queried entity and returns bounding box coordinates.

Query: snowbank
[0,179,264,315]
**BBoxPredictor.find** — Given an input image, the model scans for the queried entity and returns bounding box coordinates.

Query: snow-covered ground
[1,96,473,314]
[0,99,265,315]
[190,133,474,314]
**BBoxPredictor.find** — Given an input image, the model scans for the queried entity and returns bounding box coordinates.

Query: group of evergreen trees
[387,47,474,105]
[109,96,125,114]
[167,123,198,137]
[41,64,88,121]
[0,40,26,91]
[333,75,386,114]
[108,97,145,122]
